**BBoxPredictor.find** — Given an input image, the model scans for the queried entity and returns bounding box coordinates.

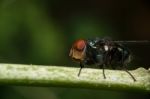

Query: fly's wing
[113,40,150,45]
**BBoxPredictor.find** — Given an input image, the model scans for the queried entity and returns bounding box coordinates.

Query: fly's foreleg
[78,62,84,76]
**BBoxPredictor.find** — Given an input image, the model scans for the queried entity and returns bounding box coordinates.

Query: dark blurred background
[0,0,150,99]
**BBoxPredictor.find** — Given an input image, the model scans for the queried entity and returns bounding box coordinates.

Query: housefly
[69,37,149,82]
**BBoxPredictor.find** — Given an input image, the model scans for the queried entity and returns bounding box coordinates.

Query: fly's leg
[101,52,108,79]
[121,49,136,82]
[102,64,106,79]
[98,64,106,79]
[123,64,136,82]
[78,62,84,76]
[123,66,136,82]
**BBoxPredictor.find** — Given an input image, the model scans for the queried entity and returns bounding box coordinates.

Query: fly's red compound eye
[74,39,86,51]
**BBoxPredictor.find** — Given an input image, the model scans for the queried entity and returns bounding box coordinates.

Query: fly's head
[69,39,86,62]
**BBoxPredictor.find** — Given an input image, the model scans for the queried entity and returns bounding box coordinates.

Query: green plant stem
[0,64,149,92]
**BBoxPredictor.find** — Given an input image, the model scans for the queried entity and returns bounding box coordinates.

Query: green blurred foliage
[0,0,65,64]
[0,0,150,99]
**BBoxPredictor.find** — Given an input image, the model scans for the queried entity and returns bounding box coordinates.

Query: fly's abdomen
[110,45,131,66]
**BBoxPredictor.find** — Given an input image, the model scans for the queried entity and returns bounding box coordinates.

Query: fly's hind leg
[122,64,136,82]
[121,49,136,82]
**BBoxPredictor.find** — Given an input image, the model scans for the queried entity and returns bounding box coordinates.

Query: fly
[69,37,149,82]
